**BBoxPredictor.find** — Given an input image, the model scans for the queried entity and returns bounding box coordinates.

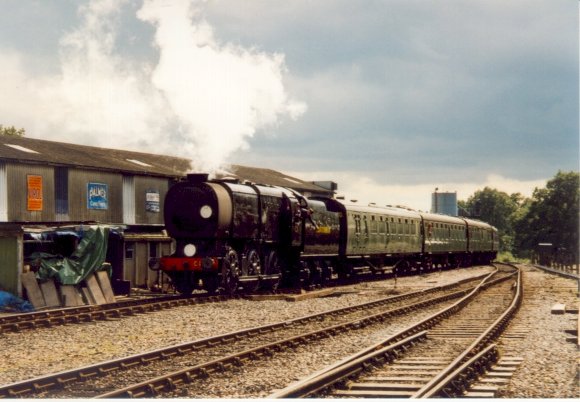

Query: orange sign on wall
[27,175,43,211]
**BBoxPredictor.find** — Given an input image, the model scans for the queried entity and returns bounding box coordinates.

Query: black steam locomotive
[157,174,498,294]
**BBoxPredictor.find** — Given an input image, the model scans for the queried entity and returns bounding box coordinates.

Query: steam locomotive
[156,174,499,294]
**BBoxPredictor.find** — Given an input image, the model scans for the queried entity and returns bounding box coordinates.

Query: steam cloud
[5,0,306,174]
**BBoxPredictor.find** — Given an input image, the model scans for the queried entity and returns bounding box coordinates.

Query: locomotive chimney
[187,173,209,183]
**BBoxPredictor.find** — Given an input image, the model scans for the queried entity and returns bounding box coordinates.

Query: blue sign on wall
[88,182,108,210]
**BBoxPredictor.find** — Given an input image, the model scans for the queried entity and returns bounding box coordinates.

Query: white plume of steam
[137,0,306,173]
[14,0,306,174]
[39,0,167,148]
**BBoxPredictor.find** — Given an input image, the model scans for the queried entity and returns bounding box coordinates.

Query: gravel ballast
[1,264,577,399]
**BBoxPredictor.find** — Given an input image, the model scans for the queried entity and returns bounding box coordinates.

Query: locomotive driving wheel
[264,250,282,291]
[243,248,262,293]
[220,249,240,295]
[246,249,262,276]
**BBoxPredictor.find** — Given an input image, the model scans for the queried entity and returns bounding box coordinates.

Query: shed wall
[6,163,55,221]
[134,176,169,225]
[0,235,21,295]
[68,169,123,223]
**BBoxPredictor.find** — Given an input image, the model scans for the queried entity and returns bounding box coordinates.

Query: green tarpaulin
[34,226,110,285]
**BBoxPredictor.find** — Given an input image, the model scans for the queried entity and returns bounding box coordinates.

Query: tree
[462,187,522,253]
[514,171,579,262]
[0,125,26,137]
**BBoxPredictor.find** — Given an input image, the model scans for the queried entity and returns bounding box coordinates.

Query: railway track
[531,263,579,281]
[270,263,521,398]
[0,268,510,398]
[0,293,229,333]
[0,266,460,334]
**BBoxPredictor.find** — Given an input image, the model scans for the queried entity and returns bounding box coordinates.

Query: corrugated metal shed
[0,136,191,178]
[0,136,333,197]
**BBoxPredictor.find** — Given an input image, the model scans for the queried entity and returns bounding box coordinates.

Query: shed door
[124,242,136,287]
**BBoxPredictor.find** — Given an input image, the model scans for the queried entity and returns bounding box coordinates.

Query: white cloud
[288,170,547,212]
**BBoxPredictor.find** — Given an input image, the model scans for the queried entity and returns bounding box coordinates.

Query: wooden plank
[285,288,336,302]
[480,378,510,384]
[20,272,46,309]
[85,274,107,305]
[396,360,448,365]
[39,279,60,308]
[551,303,566,314]
[244,294,289,301]
[464,391,496,398]
[81,287,95,305]
[470,385,499,392]
[485,371,513,378]
[96,271,116,303]
[60,286,84,307]
[350,382,421,391]
[333,390,414,397]
[366,376,431,382]
[490,366,517,372]
[389,365,442,371]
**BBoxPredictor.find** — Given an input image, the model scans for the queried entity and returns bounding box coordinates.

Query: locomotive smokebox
[187,173,209,184]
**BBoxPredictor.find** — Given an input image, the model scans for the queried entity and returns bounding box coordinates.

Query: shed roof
[0,135,329,194]
[0,135,190,177]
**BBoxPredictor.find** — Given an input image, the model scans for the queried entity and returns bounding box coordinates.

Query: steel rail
[413,264,522,398]
[0,294,231,333]
[268,265,516,398]
[0,271,493,399]
[532,264,579,281]
[88,273,503,399]
[0,269,492,333]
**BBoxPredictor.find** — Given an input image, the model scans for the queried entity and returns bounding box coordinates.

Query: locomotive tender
[157,173,499,294]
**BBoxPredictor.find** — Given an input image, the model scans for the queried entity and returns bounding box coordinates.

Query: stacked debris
[21,226,116,310]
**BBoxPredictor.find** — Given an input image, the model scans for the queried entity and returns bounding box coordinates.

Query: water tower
[431,189,458,216]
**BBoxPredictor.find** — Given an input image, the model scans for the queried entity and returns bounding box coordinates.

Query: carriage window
[370,219,378,234]
[379,221,386,234]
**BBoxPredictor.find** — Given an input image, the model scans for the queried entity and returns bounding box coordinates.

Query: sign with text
[27,175,43,211]
[146,190,160,212]
[88,182,108,210]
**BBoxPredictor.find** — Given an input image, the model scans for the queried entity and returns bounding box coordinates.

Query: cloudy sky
[0,0,577,211]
